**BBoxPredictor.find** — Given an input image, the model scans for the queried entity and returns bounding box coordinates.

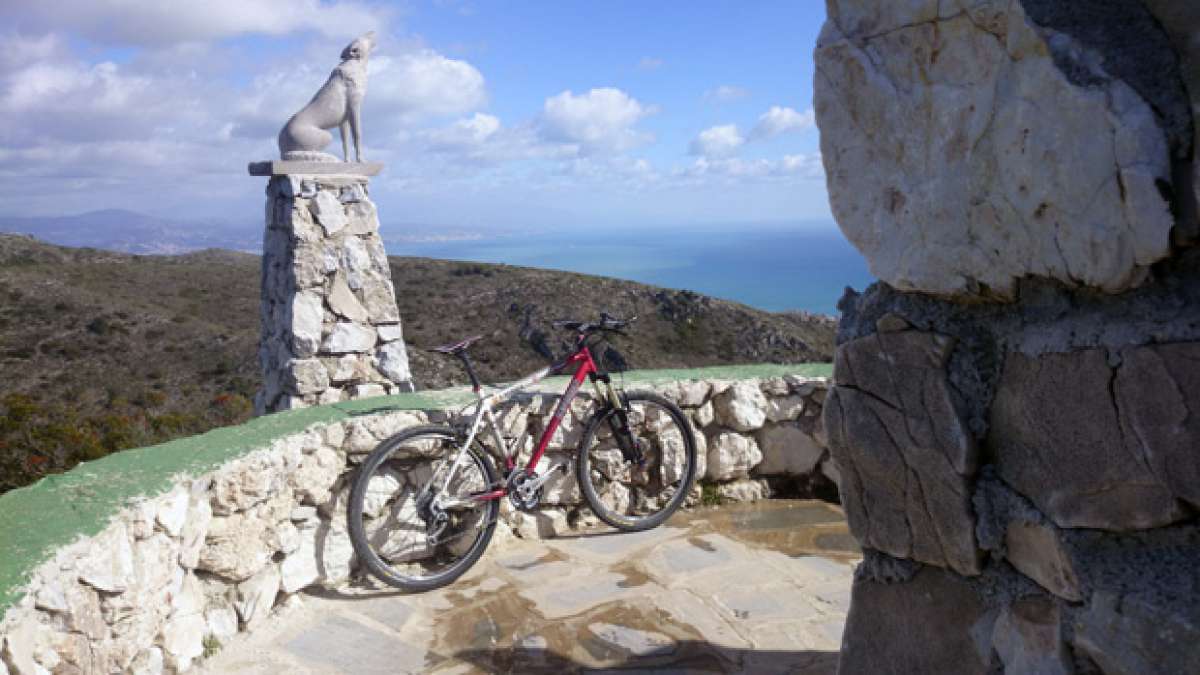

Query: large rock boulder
[815,0,1186,298]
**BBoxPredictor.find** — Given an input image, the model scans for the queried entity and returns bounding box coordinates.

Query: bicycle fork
[592,373,644,465]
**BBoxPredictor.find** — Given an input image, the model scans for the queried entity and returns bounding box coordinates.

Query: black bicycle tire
[576,391,697,531]
[347,425,499,592]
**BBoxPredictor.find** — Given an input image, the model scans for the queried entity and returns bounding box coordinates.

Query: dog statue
[278,32,377,163]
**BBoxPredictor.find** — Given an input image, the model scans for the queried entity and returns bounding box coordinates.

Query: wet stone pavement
[198,500,859,674]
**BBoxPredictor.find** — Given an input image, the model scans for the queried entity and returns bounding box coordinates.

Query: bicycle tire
[348,425,499,592]
[576,391,697,531]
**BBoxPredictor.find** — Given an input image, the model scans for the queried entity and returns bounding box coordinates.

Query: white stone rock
[694,401,714,428]
[205,606,239,642]
[706,432,762,482]
[322,321,376,353]
[128,647,163,675]
[3,619,55,675]
[234,565,281,628]
[275,521,301,555]
[310,190,348,235]
[713,382,768,432]
[290,446,343,506]
[717,479,771,503]
[359,275,401,322]
[77,522,135,593]
[765,395,805,422]
[328,274,369,323]
[285,358,330,395]
[324,422,346,449]
[341,238,372,289]
[155,489,190,538]
[315,524,356,587]
[280,528,321,594]
[179,493,212,570]
[376,323,404,342]
[211,455,285,515]
[375,341,411,383]
[755,424,824,476]
[815,0,1175,298]
[162,574,206,672]
[130,499,158,539]
[349,383,387,399]
[290,291,324,358]
[197,513,274,582]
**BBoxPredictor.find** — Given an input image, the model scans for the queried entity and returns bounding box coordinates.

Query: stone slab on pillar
[250,162,414,414]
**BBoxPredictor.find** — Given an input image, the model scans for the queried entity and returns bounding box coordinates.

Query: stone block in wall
[815,0,1184,299]
[991,348,1187,530]
[1004,521,1083,603]
[712,381,767,432]
[838,564,997,675]
[991,595,1072,675]
[754,423,823,476]
[706,432,761,482]
[824,330,981,575]
[1073,591,1200,675]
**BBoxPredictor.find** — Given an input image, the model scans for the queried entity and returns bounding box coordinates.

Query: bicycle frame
[430,338,624,509]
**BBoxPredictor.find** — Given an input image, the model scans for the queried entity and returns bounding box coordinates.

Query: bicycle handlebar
[552,312,638,334]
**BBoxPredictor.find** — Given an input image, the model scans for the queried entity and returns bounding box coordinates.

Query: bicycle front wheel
[576,391,697,531]
[348,425,499,592]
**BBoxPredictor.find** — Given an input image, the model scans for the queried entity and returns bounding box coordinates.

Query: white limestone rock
[161,574,206,672]
[310,190,348,235]
[375,340,411,383]
[706,432,762,482]
[713,382,768,432]
[755,424,824,476]
[77,523,136,594]
[234,565,281,628]
[348,383,387,399]
[693,401,714,428]
[155,489,189,538]
[289,291,324,358]
[196,513,274,582]
[816,0,1176,298]
[290,446,343,506]
[127,647,163,675]
[359,276,401,323]
[205,606,239,642]
[327,274,369,323]
[765,395,805,422]
[323,322,376,353]
[279,528,321,594]
[377,324,404,342]
[284,358,330,395]
[315,524,356,587]
[717,479,771,503]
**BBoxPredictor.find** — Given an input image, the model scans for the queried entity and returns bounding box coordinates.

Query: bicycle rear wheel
[576,391,697,531]
[348,425,499,592]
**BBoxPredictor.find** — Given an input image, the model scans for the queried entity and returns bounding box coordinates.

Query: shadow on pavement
[447,641,839,674]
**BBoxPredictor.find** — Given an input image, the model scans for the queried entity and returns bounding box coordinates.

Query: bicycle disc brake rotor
[507,470,542,511]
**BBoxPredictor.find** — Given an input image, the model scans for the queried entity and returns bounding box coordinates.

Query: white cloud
[677,153,824,182]
[748,105,815,140]
[538,88,655,154]
[367,50,487,120]
[7,0,387,46]
[704,85,748,102]
[689,124,744,158]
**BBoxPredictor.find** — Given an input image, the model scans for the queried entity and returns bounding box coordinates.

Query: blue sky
[0,1,832,233]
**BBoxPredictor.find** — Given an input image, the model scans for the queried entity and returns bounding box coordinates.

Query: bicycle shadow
[442,640,839,674]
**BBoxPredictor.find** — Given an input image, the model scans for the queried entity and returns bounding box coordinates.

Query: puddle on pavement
[679,499,860,559]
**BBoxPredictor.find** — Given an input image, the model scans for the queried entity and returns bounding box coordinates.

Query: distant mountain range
[0,209,260,255]
[0,209,503,255]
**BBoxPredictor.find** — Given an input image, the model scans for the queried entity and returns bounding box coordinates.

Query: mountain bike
[347,314,698,592]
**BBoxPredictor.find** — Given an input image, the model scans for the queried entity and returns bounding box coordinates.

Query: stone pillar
[815,2,1200,673]
[249,161,414,414]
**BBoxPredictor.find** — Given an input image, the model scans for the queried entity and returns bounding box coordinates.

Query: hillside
[0,234,834,492]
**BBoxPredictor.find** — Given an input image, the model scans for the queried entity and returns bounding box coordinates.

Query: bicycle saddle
[428,334,484,355]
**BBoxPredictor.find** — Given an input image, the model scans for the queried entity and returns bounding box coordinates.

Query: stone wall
[254,165,414,415]
[0,371,831,674]
[816,1,1200,673]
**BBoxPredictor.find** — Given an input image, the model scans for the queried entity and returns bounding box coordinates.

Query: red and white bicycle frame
[431,338,624,509]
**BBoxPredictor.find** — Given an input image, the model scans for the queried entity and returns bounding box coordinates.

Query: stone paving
[197,500,857,674]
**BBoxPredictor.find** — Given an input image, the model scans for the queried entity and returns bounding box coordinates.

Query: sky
[0,1,833,233]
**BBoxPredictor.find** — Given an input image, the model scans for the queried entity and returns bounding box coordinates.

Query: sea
[388,225,875,316]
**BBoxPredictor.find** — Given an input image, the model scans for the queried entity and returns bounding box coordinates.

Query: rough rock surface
[825,330,980,575]
[816,0,1184,298]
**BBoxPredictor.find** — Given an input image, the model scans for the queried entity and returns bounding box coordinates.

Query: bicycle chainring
[507,470,542,511]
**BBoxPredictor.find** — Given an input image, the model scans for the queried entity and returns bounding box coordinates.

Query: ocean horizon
[388,224,875,316]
